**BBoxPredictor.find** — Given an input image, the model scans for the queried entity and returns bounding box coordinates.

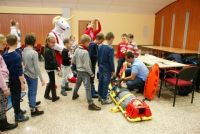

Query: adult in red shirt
[116,33,128,77]
[84,19,101,41]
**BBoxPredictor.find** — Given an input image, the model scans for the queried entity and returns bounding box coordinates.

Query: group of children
[0,29,139,131]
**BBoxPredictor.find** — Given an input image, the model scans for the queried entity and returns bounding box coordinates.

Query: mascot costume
[49,16,76,83]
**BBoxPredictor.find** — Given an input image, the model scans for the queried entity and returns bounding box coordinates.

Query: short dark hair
[10,19,16,26]
[25,33,36,46]
[125,51,134,59]
[96,33,105,41]
[105,32,114,40]
[121,33,127,38]
[127,34,134,39]
[63,38,70,44]
[6,34,17,46]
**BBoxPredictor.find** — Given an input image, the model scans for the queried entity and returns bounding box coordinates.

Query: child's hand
[41,80,46,86]
[21,82,26,91]
[3,88,10,97]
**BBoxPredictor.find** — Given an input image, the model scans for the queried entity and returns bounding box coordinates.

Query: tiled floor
[4,61,200,134]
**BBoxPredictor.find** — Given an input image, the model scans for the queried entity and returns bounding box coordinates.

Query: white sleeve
[10,29,20,41]
[49,32,64,52]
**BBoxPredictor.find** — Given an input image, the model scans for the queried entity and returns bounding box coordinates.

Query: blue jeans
[98,69,111,100]
[125,68,145,91]
[25,74,38,109]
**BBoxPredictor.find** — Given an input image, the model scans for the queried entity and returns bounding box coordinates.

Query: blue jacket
[88,42,98,64]
[98,44,115,73]
[3,51,23,81]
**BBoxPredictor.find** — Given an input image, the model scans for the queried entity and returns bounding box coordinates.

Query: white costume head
[53,16,70,33]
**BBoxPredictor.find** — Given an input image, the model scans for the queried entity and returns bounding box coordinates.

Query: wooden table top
[138,54,188,68]
[141,46,200,54]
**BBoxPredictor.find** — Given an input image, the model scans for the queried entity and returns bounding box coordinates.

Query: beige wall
[0,6,62,14]
[71,10,155,45]
[0,6,155,45]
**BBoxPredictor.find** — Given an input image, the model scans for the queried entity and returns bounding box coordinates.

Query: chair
[158,66,199,107]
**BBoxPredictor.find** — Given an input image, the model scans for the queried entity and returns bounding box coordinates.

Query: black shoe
[0,118,18,132]
[92,94,99,99]
[44,96,52,100]
[36,101,41,106]
[31,108,44,117]
[20,109,26,114]
[88,103,101,111]
[15,114,29,122]
[65,87,73,91]
[52,96,60,102]
[65,83,72,91]
[72,93,79,100]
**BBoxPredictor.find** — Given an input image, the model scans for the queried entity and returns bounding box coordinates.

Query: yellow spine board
[109,86,152,122]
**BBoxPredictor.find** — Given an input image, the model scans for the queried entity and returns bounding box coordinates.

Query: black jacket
[62,48,71,66]
[44,46,58,70]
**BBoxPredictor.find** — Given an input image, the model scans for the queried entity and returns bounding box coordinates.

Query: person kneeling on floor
[72,34,101,111]
[120,51,149,93]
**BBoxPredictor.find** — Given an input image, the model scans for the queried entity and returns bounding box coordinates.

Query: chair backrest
[178,66,199,82]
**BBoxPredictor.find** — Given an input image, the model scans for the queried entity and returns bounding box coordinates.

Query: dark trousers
[125,68,145,92]
[91,61,97,96]
[9,80,21,115]
[44,71,57,99]
[116,57,125,77]
[0,90,7,120]
[98,69,111,100]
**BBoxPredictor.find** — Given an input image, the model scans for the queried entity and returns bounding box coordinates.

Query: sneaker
[52,96,60,102]
[88,103,101,111]
[20,109,26,114]
[31,108,44,117]
[72,93,79,100]
[61,87,67,96]
[15,114,29,122]
[101,98,112,105]
[44,96,52,100]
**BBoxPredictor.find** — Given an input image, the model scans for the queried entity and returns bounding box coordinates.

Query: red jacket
[117,42,128,58]
[84,21,101,41]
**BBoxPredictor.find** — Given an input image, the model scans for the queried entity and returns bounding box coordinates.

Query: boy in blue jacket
[98,32,115,105]
[88,33,105,98]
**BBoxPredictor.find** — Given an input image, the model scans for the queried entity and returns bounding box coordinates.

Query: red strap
[52,31,59,44]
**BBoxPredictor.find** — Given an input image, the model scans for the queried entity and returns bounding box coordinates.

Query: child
[22,33,45,116]
[98,32,115,105]
[3,34,29,122]
[72,34,101,111]
[70,35,78,55]
[84,19,102,41]
[44,35,60,102]
[88,33,105,98]
[0,34,18,131]
[116,33,128,77]
[61,38,73,96]
[10,19,21,48]
[127,34,139,57]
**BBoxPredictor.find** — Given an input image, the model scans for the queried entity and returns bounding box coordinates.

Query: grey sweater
[22,47,43,81]
[72,46,93,76]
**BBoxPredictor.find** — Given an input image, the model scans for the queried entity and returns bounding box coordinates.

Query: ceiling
[0,0,176,14]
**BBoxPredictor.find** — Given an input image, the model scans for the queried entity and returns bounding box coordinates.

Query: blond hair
[0,34,6,44]
[80,34,91,44]
[45,35,56,47]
